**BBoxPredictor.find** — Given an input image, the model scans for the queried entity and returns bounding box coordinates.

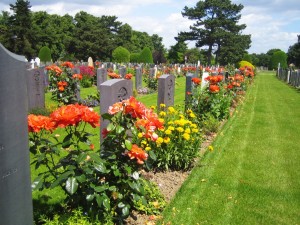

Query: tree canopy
[0,0,166,62]
[177,0,251,65]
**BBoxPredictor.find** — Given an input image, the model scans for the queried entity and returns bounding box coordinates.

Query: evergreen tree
[287,41,300,67]
[178,0,251,65]
[9,0,34,59]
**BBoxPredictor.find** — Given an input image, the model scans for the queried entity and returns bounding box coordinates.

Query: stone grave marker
[88,57,93,67]
[157,74,175,109]
[26,68,45,111]
[185,73,196,108]
[97,68,107,89]
[149,68,155,78]
[0,43,33,225]
[100,79,133,141]
[119,66,127,78]
[72,67,81,101]
[135,67,142,90]
[201,71,210,89]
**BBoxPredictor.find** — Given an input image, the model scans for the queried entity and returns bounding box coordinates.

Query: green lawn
[159,71,300,224]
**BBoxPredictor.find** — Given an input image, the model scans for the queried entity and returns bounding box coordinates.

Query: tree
[178,0,251,65]
[167,40,188,63]
[112,46,130,63]
[270,50,288,69]
[9,0,34,59]
[139,47,153,64]
[38,46,51,64]
[185,48,205,64]
[287,42,300,67]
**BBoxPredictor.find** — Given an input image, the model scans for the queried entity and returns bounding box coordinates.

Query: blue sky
[1,0,299,54]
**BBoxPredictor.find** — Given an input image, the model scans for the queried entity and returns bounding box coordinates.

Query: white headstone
[201,71,210,89]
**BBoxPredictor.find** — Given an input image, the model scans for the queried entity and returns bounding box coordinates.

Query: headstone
[201,71,210,89]
[97,68,107,89]
[100,79,133,141]
[119,66,127,78]
[0,44,33,225]
[135,67,142,90]
[149,68,155,78]
[157,74,175,109]
[26,68,45,111]
[88,57,93,67]
[34,57,40,67]
[72,67,81,100]
[185,73,195,107]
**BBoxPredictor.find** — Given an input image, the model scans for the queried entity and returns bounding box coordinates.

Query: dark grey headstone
[97,68,107,90]
[149,68,155,78]
[185,73,195,107]
[157,74,175,109]
[26,68,45,111]
[100,79,133,142]
[135,67,142,90]
[119,66,127,78]
[0,44,33,225]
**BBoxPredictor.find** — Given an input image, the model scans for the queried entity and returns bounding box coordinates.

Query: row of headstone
[277,68,300,87]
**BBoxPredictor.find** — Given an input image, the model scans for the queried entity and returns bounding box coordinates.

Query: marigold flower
[89,144,95,150]
[176,127,184,133]
[126,144,148,164]
[164,129,172,135]
[156,137,164,146]
[159,111,166,117]
[163,137,170,144]
[108,102,123,115]
[125,73,133,80]
[168,107,176,114]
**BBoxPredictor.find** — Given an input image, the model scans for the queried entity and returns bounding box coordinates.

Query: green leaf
[103,197,111,211]
[50,170,74,189]
[149,151,157,160]
[65,177,78,195]
[86,194,94,202]
[94,162,107,173]
[116,125,125,134]
[62,133,72,148]
[76,174,86,183]
[118,202,125,208]
[93,185,107,193]
[125,139,132,150]
[89,152,104,164]
[132,171,139,180]
[31,175,43,190]
[122,205,130,217]
[107,123,115,132]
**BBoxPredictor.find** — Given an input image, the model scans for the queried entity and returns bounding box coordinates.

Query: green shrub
[200,113,220,135]
[238,60,255,70]
[38,46,52,63]
[130,52,140,63]
[112,46,130,63]
[139,47,153,63]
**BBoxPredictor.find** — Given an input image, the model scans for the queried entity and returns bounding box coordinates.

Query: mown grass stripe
[160,71,300,225]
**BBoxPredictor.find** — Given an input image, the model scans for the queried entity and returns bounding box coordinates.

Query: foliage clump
[139,47,153,63]
[112,46,130,63]
[38,46,52,64]
[238,60,255,70]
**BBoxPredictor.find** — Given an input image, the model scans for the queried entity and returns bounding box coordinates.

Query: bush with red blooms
[46,62,81,105]
[29,98,165,222]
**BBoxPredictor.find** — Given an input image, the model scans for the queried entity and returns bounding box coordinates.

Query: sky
[1,0,299,54]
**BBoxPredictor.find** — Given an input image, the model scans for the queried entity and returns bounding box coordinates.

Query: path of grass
[160,71,300,225]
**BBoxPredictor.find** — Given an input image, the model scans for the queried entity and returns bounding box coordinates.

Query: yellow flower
[138,132,143,138]
[179,114,184,119]
[159,111,166,117]
[165,129,172,135]
[168,121,174,125]
[185,128,191,134]
[208,145,214,151]
[182,133,190,140]
[150,105,156,110]
[168,126,175,131]
[160,103,166,108]
[186,109,193,114]
[176,127,184,133]
[163,137,170,144]
[141,140,147,146]
[191,123,197,128]
[156,137,164,145]
[189,112,196,118]
[192,128,199,133]
[159,118,164,123]
[168,106,176,114]
[145,146,151,151]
